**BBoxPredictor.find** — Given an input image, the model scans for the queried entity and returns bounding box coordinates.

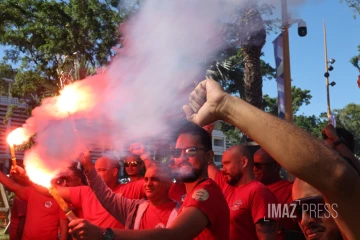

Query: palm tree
[238,2,267,109]
[208,1,276,109]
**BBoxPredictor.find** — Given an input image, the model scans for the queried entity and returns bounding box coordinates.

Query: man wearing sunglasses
[69,124,229,240]
[183,78,360,240]
[123,154,144,183]
[207,145,278,240]
[292,179,342,240]
[253,148,302,239]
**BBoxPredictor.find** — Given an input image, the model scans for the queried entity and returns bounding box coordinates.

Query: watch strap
[103,228,114,240]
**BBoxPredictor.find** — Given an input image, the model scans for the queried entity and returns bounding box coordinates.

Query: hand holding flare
[6,128,29,167]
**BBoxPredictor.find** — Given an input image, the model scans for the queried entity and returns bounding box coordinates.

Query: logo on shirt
[155,223,165,228]
[192,189,209,201]
[231,200,242,211]
[44,201,53,208]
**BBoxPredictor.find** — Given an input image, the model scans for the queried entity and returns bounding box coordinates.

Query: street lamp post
[281,0,293,123]
[323,21,336,123]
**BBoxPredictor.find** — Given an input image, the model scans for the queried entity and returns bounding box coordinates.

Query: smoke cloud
[19,0,307,181]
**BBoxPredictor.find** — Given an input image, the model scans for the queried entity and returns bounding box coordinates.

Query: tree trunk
[243,45,263,108]
[240,5,266,109]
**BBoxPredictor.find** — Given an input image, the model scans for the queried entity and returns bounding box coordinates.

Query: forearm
[0,172,25,199]
[59,219,69,240]
[112,228,178,240]
[335,145,360,174]
[86,168,131,224]
[140,154,155,169]
[207,163,219,181]
[31,182,52,197]
[222,95,357,191]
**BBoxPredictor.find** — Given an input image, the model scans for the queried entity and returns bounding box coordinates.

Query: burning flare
[7,127,31,167]
[56,84,94,115]
[6,128,29,146]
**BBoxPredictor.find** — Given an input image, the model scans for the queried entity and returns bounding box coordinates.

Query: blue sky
[1,1,358,117]
[262,0,360,116]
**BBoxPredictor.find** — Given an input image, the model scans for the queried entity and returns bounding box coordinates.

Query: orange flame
[56,84,94,115]
[25,152,59,189]
[7,128,30,145]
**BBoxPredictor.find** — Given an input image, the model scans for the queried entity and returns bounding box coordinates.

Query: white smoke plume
[18,0,307,181]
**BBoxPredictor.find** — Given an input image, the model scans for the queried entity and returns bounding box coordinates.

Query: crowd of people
[1,79,359,240]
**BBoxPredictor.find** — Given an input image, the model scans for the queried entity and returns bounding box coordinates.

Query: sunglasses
[253,162,275,169]
[171,147,208,158]
[124,161,138,167]
[291,196,326,222]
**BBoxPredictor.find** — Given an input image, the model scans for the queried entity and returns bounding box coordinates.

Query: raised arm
[183,79,360,240]
[79,152,137,225]
[322,124,360,175]
[0,170,27,200]
[207,162,219,181]
[129,143,155,169]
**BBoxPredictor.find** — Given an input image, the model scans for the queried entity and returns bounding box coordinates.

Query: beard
[176,162,204,183]
[225,172,242,186]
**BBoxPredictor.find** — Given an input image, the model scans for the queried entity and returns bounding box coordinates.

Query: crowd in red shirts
[2,79,359,240]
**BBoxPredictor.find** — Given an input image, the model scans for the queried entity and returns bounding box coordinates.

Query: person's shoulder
[247,180,276,195]
[192,178,225,200]
[247,180,267,190]
[69,185,91,194]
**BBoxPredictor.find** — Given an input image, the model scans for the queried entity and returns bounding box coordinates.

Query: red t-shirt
[169,181,186,203]
[215,172,278,240]
[116,179,146,199]
[178,178,230,240]
[22,188,67,240]
[10,196,27,240]
[139,201,177,229]
[70,186,125,229]
[267,180,298,237]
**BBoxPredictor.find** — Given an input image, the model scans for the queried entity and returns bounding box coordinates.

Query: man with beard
[292,179,342,240]
[208,145,278,240]
[182,78,360,240]
[69,124,230,240]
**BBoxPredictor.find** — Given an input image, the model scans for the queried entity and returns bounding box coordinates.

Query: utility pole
[281,0,293,123]
[323,21,331,122]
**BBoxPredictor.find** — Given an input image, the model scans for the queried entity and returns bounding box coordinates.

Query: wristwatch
[103,228,114,240]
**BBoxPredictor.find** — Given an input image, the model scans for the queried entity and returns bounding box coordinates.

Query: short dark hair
[122,153,142,164]
[336,127,355,153]
[177,123,212,150]
[68,163,88,186]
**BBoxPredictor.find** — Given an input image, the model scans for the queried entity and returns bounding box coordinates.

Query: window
[214,155,222,163]
[214,138,224,147]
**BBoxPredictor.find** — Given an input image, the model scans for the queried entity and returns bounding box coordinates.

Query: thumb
[182,105,195,121]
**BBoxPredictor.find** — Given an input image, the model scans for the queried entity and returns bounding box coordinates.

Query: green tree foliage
[341,0,360,17]
[350,45,360,71]
[334,103,360,156]
[262,86,312,115]
[0,0,122,104]
[293,114,327,138]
